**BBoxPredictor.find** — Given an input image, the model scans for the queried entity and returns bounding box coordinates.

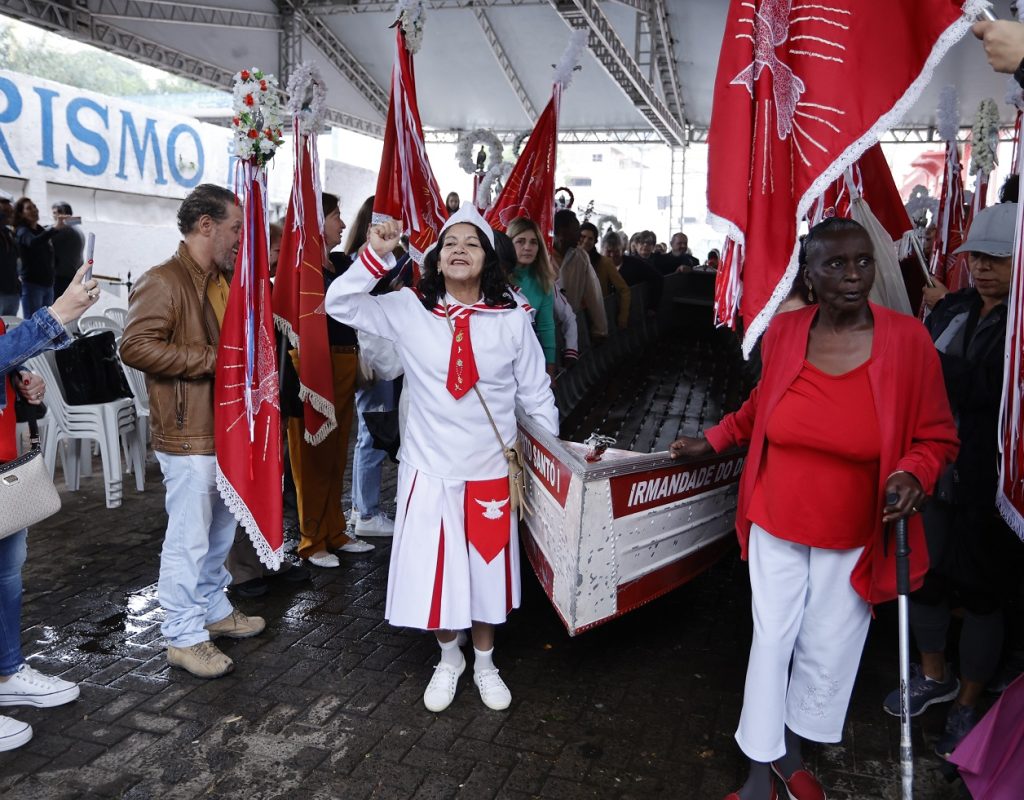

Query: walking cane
[887,492,914,800]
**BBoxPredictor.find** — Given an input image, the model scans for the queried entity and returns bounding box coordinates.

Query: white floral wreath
[286,63,327,137]
[970,98,999,177]
[475,161,514,209]
[232,68,285,165]
[455,128,504,175]
[397,0,426,55]
[512,131,530,158]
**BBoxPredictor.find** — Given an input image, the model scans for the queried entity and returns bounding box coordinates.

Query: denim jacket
[0,308,71,411]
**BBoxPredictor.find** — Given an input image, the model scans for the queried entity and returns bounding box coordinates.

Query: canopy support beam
[474,8,537,123]
[87,0,281,30]
[548,0,686,148]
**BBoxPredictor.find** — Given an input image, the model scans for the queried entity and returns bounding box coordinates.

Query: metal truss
[423,127,665,144]
[278,0,302,93]
[549,0,686,148]
[474,8,536,122]
[0,0,384,136]
[687,126,1019,145]
[86,0,280,30]
[303,0,548,14]
[648,0,682,126]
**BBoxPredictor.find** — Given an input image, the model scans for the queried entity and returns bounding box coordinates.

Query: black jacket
[15,224,56,287]
[925,288,1006,505]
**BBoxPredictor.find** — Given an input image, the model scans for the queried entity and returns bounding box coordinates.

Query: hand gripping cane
[887,492,914,800]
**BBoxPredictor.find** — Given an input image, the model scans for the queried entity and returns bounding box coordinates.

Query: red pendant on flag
[465,476,511,563]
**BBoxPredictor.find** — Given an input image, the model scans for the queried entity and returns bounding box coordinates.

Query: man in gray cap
[0,190,18,315]
[881,201,1024,759]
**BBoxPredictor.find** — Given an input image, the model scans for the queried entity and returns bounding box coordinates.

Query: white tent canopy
[2,0,1019,145]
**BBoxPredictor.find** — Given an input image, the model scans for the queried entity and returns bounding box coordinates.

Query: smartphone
[64,216,82,226]
[83,232,95,283]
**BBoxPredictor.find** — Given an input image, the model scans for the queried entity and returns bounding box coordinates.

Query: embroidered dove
[475,497,509,520]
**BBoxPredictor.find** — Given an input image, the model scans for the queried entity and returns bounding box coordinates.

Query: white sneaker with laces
[0,664,80,708]
[307,550,341,568]
[474,668,512,711]
[423,654,465,712]
[347,508,359,528]
[355,512,395,537]
[339,536,375,553]
[0,715,31,751]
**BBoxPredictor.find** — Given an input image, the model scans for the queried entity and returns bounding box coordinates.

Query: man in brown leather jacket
[121,184,266,679]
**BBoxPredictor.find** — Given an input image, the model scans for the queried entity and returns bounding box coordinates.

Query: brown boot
[204,609,266,640]
[167,641,233,679]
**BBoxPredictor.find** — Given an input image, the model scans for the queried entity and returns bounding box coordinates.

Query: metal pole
[888,491,914,800]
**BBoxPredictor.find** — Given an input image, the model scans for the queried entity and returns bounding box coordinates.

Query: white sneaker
[0,664,80,708]
[347,508,359,528]
[474,668,512,711]
[424,654,465,713]
[355,512,395,537]
[306,550,341,568]
[339,536,375,553]
[0,715,31,751]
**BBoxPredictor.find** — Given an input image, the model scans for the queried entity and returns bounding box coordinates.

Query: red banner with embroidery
[708,0,978,353]
[272,133,336,445]
[998,144,1024,543]
[215,165,283,569]
[485,87,560,249]
[373,27,448,265]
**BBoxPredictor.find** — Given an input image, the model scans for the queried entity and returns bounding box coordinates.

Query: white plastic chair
[24,352,143,508]
[120,362,150,473]
[77,314,122,337]
[1,315,22,330]
[103,307,128,328]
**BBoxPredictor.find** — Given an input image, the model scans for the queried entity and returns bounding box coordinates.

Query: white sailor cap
[436,202,495,249]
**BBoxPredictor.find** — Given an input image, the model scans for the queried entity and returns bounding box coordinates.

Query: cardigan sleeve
[893,326,959,492]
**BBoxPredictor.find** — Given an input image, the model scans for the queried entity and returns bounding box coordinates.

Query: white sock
[437,636,463,668]
[474,647,495,674]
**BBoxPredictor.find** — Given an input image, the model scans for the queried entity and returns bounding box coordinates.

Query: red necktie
[446,311,479,399]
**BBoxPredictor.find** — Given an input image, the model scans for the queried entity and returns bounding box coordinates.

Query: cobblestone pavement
[0,459,976,800]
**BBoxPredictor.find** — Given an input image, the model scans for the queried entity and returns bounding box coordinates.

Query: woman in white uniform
[325,204,559,712]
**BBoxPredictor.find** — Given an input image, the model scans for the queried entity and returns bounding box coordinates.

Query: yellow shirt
[206,271,230,327]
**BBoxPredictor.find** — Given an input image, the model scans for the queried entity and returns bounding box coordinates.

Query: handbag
[54,331,133,405]
[443,305,531,516]
[0,416,61,539]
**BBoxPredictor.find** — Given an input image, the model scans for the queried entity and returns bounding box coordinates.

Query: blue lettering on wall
[65,97,109,177]
[166,123,203,188]
[115,111,167,185]
[33,87,59,169]
[0,77,21,174]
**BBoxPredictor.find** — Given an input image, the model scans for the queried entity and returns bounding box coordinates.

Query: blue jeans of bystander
[154,452,237,648]
[0,295,19,316]
[0,530,27,676]
[351,379,395,518]
[20,283,53,320]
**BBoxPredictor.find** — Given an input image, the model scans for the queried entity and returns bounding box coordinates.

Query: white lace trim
[273,315,338,445]
[216,465,283,570]
[997,492,1024,543]
[734,6,981,357]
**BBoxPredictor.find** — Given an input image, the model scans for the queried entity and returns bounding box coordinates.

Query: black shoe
[229,577,270,598]
[275,563,311,583]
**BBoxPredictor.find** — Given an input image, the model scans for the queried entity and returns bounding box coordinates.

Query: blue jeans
[0,529,27,676]
[154,452,237,648]
[350,379,395,518]
[21,283,53,320]
[0,294,19,316]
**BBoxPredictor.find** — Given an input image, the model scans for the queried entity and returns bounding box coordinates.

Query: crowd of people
[2,17,1024,800]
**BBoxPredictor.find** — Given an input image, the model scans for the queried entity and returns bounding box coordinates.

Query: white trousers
[735,524,871,762]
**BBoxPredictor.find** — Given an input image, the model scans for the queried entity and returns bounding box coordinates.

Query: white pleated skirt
[385,462,521,631]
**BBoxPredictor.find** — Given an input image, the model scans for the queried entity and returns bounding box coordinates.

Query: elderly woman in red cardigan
[671,217,958,800]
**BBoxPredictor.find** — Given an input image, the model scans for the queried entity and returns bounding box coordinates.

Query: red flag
[215,164,283,568]
[485,87,560,248]
[271,134,336,445]
[374,27,447,264]
[708,0,978,353]
[931,140,971,291]
[998,146,1024,541]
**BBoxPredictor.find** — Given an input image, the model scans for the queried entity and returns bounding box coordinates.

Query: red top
[0,320,17,462]
[704,304,959,605]
[749,359,880,549]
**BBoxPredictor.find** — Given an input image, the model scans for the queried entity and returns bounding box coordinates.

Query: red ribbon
[446,312,479,399]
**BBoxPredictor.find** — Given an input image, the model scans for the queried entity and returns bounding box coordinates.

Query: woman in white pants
[671,218,958,800]
[325,204,558,713]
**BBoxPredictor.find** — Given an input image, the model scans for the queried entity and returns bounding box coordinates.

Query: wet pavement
[2,458,977,799]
